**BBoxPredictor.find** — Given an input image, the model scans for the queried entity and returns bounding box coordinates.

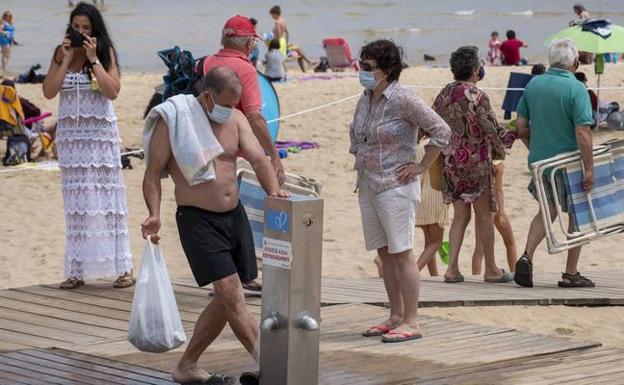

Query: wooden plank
[0,307,122,339]
[20,350,176,385]
[0,364,61,385]
[0,371,53,385]
[48,348,174,382]
[0,328,74,349]
[0,318,101,345]
[0,360,90,385]
[0,299,128,331]
[11,286,201,324]
[1,352,138,385]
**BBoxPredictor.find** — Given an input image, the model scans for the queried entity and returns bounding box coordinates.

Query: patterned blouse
[432,81,516,211]
[349,81,451,194]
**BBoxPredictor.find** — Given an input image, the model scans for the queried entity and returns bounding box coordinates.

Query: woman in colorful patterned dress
[43,2,132,289]
[432,46,515,284]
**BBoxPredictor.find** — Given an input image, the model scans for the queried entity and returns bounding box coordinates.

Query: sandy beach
[2,63,624,348]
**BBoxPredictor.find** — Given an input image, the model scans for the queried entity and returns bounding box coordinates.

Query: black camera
[67,27,85,48]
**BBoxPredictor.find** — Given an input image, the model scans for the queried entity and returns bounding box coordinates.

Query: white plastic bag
[128,238,187,352]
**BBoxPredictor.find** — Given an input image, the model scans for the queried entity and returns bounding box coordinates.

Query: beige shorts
[357,182,419,254]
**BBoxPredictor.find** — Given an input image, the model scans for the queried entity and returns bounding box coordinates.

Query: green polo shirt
[517,67,593,167]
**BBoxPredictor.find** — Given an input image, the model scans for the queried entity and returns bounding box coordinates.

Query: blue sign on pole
[267,209,290,233]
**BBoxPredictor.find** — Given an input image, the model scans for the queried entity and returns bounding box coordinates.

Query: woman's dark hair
[531,63,546,75]
[359,39,405,83]
[269,38,280,50]
[506,30,516,39]
[55,2,119,73]
[573,4,585,13]
[450,46,480,81]
[574,71,587,83]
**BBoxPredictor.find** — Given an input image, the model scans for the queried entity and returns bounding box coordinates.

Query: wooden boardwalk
[174,270,624,307]
[0,275,623,384]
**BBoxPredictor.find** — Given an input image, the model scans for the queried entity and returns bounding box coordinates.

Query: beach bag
[158,46,202,100]
[3,133,32,166]
[128,239,186,353]
[314,56,330,73]
[428,154,444,191]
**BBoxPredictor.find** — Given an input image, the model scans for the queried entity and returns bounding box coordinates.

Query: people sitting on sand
[263,38,286,82]
[487,31,502,66]
[433,46,516,284]
[500,30,527,66]
[351,39,450,343]
[514,38,596,288]
[269,5,314,72]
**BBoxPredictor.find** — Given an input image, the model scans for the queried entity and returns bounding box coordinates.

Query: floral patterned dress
[432,81,515,211]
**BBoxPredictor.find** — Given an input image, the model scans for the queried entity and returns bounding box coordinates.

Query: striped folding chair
[237,159,322,258]
[531,140,624,253]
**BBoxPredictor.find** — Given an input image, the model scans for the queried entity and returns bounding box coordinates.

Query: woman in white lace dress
[43,2,132,289]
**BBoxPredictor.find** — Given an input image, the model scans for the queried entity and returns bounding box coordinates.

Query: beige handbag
[428,154,444,191]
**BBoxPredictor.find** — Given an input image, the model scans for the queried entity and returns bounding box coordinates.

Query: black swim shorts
[176,202,257,287]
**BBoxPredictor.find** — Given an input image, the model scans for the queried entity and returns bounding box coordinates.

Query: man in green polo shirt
[514,38,595,288]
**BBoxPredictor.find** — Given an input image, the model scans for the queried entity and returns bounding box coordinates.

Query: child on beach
[500,30,527,66]
[263,38,286,82]
[487,31,501,66]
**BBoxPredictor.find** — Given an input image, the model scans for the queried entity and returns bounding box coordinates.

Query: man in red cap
[203,15,284,185]
[202,16,283,296]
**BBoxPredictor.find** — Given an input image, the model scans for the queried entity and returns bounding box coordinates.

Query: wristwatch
[90,59,100,66]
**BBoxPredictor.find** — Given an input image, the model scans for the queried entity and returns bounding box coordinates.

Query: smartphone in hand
[67,26,85,48]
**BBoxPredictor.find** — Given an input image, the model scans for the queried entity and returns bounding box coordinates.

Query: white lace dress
[56,71,132,279]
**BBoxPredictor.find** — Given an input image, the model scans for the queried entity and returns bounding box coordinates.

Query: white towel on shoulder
[143,94,224,185]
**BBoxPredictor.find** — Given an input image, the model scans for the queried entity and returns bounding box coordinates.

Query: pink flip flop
[362,324,394,337]
[381,329,423,343]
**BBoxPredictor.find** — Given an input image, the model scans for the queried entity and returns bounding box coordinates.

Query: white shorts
[357,181,420,254]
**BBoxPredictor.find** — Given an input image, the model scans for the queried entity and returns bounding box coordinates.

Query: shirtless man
[269,5,288,46]
[142,66,284,385]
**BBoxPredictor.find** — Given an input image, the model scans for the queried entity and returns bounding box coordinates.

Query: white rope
[267,93,361,123]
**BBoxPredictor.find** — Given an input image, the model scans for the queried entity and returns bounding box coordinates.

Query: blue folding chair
[531,139,624,253]
[237,160,322,257]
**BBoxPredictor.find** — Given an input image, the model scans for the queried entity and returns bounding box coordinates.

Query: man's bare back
[273,16,288,41]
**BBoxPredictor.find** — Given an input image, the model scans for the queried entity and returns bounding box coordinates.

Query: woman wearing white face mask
[349,39,451,343]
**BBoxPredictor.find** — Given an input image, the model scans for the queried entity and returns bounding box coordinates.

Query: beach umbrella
[544,20,624,105]
[544,23,624,54]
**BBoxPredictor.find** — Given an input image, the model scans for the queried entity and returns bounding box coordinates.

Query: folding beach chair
[237,159,322,257]
[531,139,624,253]
[322,38,360,72]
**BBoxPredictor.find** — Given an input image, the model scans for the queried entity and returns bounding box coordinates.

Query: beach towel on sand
[144,94,223,185]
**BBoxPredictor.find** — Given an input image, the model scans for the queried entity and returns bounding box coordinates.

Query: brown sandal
[113,270,136,288]
[59,278,85,289]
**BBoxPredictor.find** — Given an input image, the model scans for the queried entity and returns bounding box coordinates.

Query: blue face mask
[206,92,233,124]
[359,70,380,90]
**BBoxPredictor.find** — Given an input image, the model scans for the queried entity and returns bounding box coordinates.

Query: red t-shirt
[202,48,262,113]
[500,39,524,65]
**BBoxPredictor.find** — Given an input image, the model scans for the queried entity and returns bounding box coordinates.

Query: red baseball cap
[223,15,262,39]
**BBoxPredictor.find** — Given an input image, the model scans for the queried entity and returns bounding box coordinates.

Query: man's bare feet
[172,364,211,384]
